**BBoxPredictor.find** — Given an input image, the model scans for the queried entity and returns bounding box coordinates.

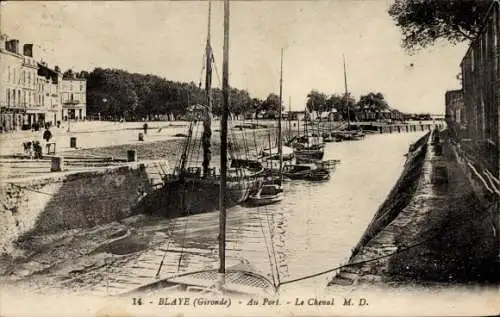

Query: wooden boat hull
[306,171,330,181]
[245,193,283,206]
[157,176,262,215]
[294,149,324,161]
[123,267,277,297]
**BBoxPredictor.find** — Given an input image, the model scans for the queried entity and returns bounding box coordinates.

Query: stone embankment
[0,160,169,257]
[329,128,498,286]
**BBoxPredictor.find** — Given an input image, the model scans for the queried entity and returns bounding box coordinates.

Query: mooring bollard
[51,156,64,172]
[70,137,77,148]
[127,149,137,162]
[138,132,144,141]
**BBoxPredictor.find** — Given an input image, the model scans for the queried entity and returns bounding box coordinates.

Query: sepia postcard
[0,0,499,316]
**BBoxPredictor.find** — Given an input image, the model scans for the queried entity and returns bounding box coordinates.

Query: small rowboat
[246,184,284,206]
[306,168,330,181]
[283,163,331,181]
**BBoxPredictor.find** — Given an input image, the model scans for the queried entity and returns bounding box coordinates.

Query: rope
[177,120,204,272]
[266,211,281,286]
[258,208,278,288]
[155,241,171,278]
[212,58,222,89]
[199,51,207,89]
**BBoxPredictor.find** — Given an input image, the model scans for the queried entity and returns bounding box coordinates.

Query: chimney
[23,43,33,57]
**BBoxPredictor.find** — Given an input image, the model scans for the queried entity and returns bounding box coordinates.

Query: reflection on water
[10,132,426,295]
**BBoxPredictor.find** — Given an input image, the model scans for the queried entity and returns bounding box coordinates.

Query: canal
[8,131,426,296]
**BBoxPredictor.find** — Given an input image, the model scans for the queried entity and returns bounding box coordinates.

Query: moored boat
[246,184,284,206]
[282,163,330,181]
[292,135,325,162]
[128,0,277,297]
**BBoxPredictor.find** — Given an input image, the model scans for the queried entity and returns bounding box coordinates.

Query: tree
[388,0,491,52]
[83,67,261,120]
[306,90,328,112]
[260,93,282,113]
[357,92,389,111]
[325,94,344,112]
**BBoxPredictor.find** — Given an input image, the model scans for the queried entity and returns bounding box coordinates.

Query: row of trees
[305,90,396,121]
[76,68,273,120]
[73,68,399,121]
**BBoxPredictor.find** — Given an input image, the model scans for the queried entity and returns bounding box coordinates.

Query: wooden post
[51,156,64,172]
[127,150,137,162]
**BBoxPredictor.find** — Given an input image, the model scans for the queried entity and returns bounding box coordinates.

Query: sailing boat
[247,48,286,206]
[158,0,264,215]
[126,0,277,296]
[292,129,325,163]
[333,55,364,142]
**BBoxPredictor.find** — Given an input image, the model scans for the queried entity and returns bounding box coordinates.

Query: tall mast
[288,96,291,140]
[218,0,230,288]
[343,54,350,129]
[202,0,213,177]
[278,48,284,186]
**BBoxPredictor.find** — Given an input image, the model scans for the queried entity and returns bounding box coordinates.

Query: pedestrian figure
[33,141,43,159]
[43,128,52,143]
[143,123,149,135]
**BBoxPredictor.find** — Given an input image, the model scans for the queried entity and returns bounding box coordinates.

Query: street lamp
[102,98,107,121]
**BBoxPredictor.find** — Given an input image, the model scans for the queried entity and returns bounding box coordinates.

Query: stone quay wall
[0,160,170,255]
[329,128,498,286]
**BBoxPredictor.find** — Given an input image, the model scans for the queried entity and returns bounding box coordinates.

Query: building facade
[459,0,500,177]
[0,36,86,132]
[61,75,86,120]
[445,89,465,135]
[1,39,28,131]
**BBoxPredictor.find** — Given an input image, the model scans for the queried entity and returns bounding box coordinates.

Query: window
[18,90,21,107]
[7,66,11,83]
[6,89,10,106]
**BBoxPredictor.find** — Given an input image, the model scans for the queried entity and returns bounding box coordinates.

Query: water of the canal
[9,131,427,296]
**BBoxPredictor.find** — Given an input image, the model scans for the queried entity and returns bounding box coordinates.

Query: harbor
[1,0,499,315]
[0,128,428,295]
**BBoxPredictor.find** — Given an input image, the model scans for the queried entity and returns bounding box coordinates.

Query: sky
[1,0,468,114]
